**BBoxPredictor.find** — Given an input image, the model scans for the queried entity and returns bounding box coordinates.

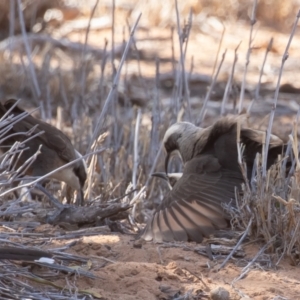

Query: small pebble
[133,239,144,248]
[210,287,230,300]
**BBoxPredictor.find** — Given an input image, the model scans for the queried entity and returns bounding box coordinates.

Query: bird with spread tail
[142,116,287,243]
[0,99,87,205]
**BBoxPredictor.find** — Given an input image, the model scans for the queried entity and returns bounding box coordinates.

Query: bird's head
[163,122,201,174]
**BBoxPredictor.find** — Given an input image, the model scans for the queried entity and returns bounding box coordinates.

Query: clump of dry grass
[223,8,300,267]
[233,146,300,265]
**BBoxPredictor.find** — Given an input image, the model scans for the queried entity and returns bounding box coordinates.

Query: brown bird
[0,99,87,205]
[142,116,286,243]
[0,246,52,261]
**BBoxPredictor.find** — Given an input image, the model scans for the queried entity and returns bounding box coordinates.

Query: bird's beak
[165,152,171,175]
[151,172,169,182]
[151,172,173,190]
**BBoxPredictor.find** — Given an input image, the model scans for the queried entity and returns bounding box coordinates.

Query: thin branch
[247,37,273,114]
[86,13,142,154]
[16,0,41,99]
[218,218,252,271]
[198,50,227,124]
[262,10,300,178]
[80,0,100,97]
[175,0,192,120]
[132,108,142,195]
[220,43,240,117]
[238,0,258,114]
[211,22,226,79]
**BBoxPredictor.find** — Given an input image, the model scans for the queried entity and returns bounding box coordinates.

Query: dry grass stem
[220,42,240,116]
[238,0,258,114]
[263,10,300,177]
[198,49,227,124]
[247,37,273,114]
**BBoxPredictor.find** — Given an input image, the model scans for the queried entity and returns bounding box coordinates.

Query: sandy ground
[30,230,299,300]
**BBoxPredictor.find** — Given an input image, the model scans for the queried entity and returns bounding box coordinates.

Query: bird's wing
[142,155,243,243]
[240,128,286,176]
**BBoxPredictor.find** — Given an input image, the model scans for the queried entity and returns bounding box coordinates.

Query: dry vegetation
[0,0,300,299]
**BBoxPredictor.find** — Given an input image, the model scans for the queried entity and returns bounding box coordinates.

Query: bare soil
[33,231,300,300]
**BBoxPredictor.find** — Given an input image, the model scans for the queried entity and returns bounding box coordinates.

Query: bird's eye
[164,142,172,152]
[164,133,181,152]
[164,139,177,152]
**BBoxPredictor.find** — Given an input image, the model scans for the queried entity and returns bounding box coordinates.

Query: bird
[141,116,287,243]
[0,99,87,206]
[0,246,52,261]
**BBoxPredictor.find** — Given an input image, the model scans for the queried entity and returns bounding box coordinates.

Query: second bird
[0,99,87,205]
